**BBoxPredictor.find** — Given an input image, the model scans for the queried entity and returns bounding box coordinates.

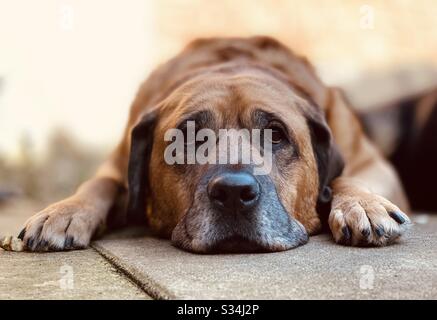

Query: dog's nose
[208,172,260,212]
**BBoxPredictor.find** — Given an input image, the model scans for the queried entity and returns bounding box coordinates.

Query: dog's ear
[307,111,344,205]
[127,110,158,223]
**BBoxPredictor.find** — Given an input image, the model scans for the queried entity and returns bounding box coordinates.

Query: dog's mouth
[207,235,293,253]
[210,236,268,253]
[171,217,309,254]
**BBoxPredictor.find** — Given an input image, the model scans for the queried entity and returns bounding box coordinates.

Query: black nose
[208,172,260,212]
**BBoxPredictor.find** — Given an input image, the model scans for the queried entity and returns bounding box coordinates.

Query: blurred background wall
[0,0,436,203]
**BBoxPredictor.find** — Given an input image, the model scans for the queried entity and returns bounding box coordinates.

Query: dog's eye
[180,122,196,146]
[266,124,286,144]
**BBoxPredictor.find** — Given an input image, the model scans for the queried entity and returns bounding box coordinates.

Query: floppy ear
[307,111,344,205]
[126,110,158,223]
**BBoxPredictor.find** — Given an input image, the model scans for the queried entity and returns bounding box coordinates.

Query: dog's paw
[18,199,105,252]
[329,191,411,246]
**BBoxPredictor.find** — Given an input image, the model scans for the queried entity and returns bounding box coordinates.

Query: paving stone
[0,200,150,300]
[93,215,437,299]
[0,249,150,300]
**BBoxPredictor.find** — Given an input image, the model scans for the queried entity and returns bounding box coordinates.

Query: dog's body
[19,36,411,252]
[361,87,437,212]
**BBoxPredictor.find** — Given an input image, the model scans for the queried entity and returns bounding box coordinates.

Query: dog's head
[127,64,343,253]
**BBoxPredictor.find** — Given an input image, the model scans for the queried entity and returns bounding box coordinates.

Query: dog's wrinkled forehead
[158,70,310,133]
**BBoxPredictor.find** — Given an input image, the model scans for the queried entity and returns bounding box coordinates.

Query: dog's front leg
[19,159,124,251]
[326,88,411,246]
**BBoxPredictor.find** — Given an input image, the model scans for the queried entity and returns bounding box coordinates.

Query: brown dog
[18,36,411,253]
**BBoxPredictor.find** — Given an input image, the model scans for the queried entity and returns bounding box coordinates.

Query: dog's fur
[19,36,411,252]
[361,87,437,212]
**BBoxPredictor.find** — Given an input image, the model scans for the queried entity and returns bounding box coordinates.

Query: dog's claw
[375,225,385,237]
[38,240,49,251]
[26,237,34,250]
[389,211,407,224]
[64,236,74,250]
[341,226,351,243]
[361,228,371,237]
[18,228,26,240]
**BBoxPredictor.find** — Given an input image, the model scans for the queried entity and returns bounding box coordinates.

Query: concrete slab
[93,215,437,300]
[0,249,151,299]
[0,200,151,300]
[0,249,150,299]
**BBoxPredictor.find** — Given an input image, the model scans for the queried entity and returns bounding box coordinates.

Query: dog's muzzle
[171,168,309,253]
